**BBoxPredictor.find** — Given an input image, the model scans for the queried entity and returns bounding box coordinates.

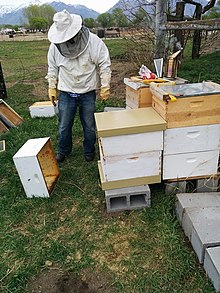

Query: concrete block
[175,192,220,222]
[204,247,220,292]
[105,184,151,213]
[165,181,187,195]
[190,207,220,263]
[196,178,219,193]
[104,107,125,112]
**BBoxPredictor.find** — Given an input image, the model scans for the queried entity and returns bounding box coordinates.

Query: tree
[83,18,96,28]
[24,4,55,29]
[112,8,129,27]
[29,17,48,31]
[97,13,115,28]
[203,0,220,18]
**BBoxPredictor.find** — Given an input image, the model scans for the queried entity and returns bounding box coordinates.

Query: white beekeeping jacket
[46,32,111,94]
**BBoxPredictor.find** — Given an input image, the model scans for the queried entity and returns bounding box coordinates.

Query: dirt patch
[26,267,115,293]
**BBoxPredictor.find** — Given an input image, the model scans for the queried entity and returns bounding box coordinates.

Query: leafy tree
[83,18,96,28]
[112,8,129,27]
[24,4,55,28]
[97,13,115,28]
[29,17,48,30]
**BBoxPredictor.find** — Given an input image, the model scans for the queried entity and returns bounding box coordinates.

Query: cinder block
[104,107,125,112]
[175,192,220,222]
[196,178,219,193]
[105,185,151,213]
[190,207,220,263]
[204,247,220,292]
[165,181,187,195]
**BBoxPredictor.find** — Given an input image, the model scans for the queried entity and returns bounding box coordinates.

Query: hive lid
[94,107,166,137]
[157,81,220,98]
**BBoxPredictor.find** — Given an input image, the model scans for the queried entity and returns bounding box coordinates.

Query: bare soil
[26,267,116,293]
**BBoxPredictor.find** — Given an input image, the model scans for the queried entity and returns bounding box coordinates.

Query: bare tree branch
[202,0,217,13]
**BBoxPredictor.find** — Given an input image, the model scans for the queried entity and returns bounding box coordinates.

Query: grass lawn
[0,39,219,293]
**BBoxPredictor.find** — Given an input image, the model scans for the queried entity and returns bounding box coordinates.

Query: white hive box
[29,101,57,118]
[163,124,220,180]
[13,137,60,198]
[95,107,166,190]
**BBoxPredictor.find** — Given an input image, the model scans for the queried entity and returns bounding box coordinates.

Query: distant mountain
[0,1,100,25]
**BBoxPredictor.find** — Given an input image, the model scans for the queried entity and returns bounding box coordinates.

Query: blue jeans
[58,90,96,156]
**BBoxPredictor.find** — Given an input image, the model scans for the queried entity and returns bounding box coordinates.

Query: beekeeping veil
[48,9,90,58]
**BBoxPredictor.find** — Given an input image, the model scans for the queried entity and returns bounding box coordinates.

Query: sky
[0,0,119,13]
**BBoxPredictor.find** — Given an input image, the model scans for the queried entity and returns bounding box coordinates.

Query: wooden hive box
[150,81,220,128]
[0,99,23,128]
[13,137,60,198]
[94,107,166,190]
[0,119,9,133]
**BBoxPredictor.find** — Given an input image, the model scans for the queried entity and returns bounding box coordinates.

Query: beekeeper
[46,10,111,163]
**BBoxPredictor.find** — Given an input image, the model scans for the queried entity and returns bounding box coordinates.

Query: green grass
[0,39,218,293]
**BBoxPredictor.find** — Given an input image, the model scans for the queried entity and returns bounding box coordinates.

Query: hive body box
[163,124,220,180]
[13,137,60,198]
[150,81,220,128]
[29,101,57,118]
[95,107,166,190]
[0,99,23,128]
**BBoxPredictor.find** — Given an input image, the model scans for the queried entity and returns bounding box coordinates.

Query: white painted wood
[29,101,57,118]
[13,155,49,198]
[13,137,56,198]
[99,131,163,157]
[164,124,220,155]
[163,150,219,180]
[101,151,161,181]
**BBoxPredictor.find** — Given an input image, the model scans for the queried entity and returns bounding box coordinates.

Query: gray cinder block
[204,247,220,292]
[190,207,220,263]
[175,192,220,222]
[104,107,125,112]
[196,178,219,193]
[105,184,151,213]
[165,181,187,195]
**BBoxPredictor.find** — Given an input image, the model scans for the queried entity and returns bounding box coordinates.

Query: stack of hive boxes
[150,81,220,182]
[94,108,166,212]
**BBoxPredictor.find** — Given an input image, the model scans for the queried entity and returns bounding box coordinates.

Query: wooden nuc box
[13,137,60,198]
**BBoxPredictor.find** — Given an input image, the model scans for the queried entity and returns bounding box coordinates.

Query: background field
[0,38,219,293]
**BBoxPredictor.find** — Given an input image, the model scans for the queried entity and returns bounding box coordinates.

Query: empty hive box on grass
[29,101,57,118]
[94,107,166,190]
[0,99,23,129]
[150,81,220,128]
[13,137,60,198]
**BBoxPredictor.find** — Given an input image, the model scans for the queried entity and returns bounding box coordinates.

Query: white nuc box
[29,101,58,118]
[13,137,60,198]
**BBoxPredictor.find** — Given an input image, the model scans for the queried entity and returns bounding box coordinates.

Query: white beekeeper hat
[48,10,82,44]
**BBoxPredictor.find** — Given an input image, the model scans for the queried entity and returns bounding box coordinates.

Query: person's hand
[48,88,58,106]
[100,87,110,101]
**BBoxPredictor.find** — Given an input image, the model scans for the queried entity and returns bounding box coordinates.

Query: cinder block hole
[130,194,146,207]
[110,196,127,209]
